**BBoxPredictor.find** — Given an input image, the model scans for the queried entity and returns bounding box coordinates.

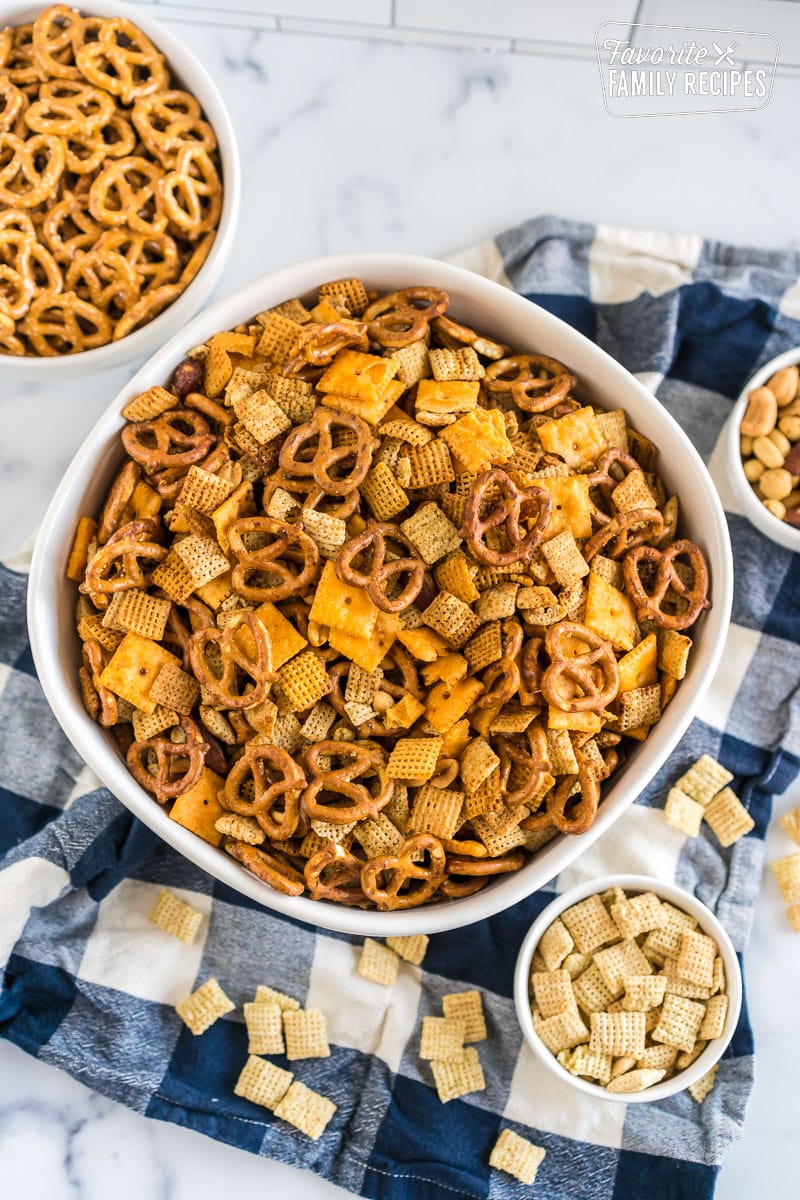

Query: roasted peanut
[762,498,786,520]
[786,506,800,528]
[743,457,765,482]
[783,399,800,418]
[778,415,800,441]
[372,690,394,713]
[768,428,792,457]
[753,435,785,468]
[767,365,799,407]
[740,434,754,457]
[741,386,777,437]
[758,467,793,500]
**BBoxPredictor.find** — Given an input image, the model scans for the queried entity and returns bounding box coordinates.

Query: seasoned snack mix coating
[69,277,711,910]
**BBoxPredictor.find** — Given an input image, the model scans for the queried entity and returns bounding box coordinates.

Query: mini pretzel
[444,851,527,876]
[262,470,361,521]
[121,408,216,473]
[221,740,306,840]
[304,842,367,905]
[282,320,368,375]
[540,620,619,713]
[80,639,118,726]
[89,156,167,236]
[623,540,711,631]
[586,448,642,524]
[25,81,115,137]
[82,518,166,595]
[189,611,274,710]
[0,131,65,208]
[127,715,208,804]
[544,758,599,835]
[484,354,576,412]
[363,287,448,348]
[336,521,425,613]
[583,508,665,562]
[159,144,221,236]
[32,5,84,81]
[462,468,551,565]
[21,291,112,355]
[360,833,446,910]
[228,515,320,602]
[75,18,169,105]
[431,312,506,359]
[496,729,550,808]
[518,635,546,707]
[301,741,394,825]
[279,407,377,496]
[226,840,305,897]
[476,619,523,709]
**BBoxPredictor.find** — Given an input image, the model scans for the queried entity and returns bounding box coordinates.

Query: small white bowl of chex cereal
[513,874,742,1104]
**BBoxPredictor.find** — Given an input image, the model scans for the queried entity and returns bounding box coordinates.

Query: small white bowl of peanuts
[513,874,742,1104]
[728,348,800,551]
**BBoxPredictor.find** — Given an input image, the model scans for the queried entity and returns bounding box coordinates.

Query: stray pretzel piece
[623,540,711,631]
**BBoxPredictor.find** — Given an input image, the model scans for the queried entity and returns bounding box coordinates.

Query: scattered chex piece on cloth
[3,216,800,1199]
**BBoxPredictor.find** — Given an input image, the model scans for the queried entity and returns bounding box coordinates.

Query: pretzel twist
[121,408,215,473]
[336,521,425,613]
[462,468,551,565]
[583,508,665,562]
[360,833,446,910]
[221,740,306,840]
[82,517,165,594]
[279,407,377,497]
[283,320,369,374]
[540,620,619,713]
[127,715,208,805]
[363,286,448,348]
[623,540,711,631]
[304,841,367,905]
[301,741,394,825]
[228,515,320,603]
[484,354,576,413]
[189,610,274,710]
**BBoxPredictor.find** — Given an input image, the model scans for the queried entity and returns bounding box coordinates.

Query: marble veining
[1,8,799,1198]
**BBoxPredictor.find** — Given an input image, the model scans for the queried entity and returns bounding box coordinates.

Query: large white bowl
[28,253,733,935]
[513,874,742,1104]
[725,345,800,553]
[0,0,240,379]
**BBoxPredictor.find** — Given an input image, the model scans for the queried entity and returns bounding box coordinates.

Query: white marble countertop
[2,4,800,1197]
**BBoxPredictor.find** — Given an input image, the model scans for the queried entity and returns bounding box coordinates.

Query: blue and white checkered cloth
[3,216,800,1200]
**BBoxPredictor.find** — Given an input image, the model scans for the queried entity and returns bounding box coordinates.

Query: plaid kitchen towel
[3,215,800,1200]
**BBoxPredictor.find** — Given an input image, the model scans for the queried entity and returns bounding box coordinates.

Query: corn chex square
[676,755,733,806]
[283,1008,330,1060]
[688,1066,719,1104]
[564,1044,613,1083]
[175,978,234,1035]
[409,783,464,838]
[589,1010,646,1058]
[243,1001,285,1055]
[664,787,704,836]
[651,993,705,1052]
[430,1046,485,1103]
[637,1045,678,1074]
[419,1016,466,1062]
[357,938,400,987]
[538,917,574,971]
[778,804,800,847]
[386,934,429,965]
[254,984,301,1011]
[148,888,202,944]
[622,974,667,1012]
[534,1008,589,1055]
[274,1081,337,1140]
[606,1067,666,1094]
[173,534,229,587]
[102,589,171,640]
[610,892,667,940]
[277,651,332,711]
[642,901,698,960]
[234,1055,293,1112]
[401,503,461,565]
[699,993,728,1040]
[531,969,576,1019]
[442,990,487,1042]
[561,894,620,954]
[703,787,754,847]
[422,591,481,648]
[387,738,443,784]
[769,851,800,904]
[593,938,652,997]
[489,1129,546,1186]
[676,930,717,989]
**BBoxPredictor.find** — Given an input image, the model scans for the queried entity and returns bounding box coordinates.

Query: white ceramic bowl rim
[28,252,734,936]
[513,873,743,1104]
[0,0,240,373]
[726,344,800,552]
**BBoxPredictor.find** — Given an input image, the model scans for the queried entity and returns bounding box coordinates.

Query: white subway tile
[278,17,512,51]
[637,0,799,66]
[167,0,390,20]
[396,0,639,45]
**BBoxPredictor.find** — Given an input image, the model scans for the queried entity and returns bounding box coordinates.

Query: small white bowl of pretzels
[28,253,733,935]
[0,1,240,375]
